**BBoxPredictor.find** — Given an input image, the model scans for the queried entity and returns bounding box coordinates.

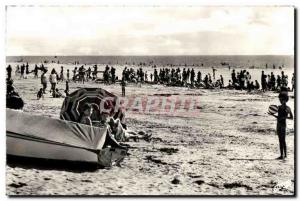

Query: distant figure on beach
[60,66,64,81]
[15,65,20,76]
[268,91,293,160]
[231,70,236,85]
[254,80,260,90]
[40,69,48,94]
[65,80,69,96]
[79,66,86,84]
[6,65,12,80]
[34,64,39,78]
[291,73,295,92]
[25,62,30,78]
[20,64,25,79]
[49,69,58,93]
[121,78,126,97]
[66,69,70,81]
[261,71,267,92]
[37,88,44,100]
[72,67,78,82]
[212,67,217,80]
[220,75,224,88]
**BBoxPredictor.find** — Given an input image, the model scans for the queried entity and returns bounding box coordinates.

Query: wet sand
[6,69,294,196]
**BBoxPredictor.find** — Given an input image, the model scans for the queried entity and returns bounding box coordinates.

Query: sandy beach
[6,64,294,196]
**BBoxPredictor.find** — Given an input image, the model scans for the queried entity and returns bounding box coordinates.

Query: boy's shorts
[277,125,286,136]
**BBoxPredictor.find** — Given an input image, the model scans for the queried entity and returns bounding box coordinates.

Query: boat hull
[7,132,98,163]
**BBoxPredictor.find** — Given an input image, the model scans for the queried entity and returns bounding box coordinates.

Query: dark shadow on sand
[7,155,103,173]
[229,158,275,161]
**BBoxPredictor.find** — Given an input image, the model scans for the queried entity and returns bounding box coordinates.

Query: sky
[6,6,294,56]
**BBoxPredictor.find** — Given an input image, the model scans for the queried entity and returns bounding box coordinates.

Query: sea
[6,55,293,68]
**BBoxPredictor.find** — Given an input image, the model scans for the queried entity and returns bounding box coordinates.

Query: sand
[6,65,295,196]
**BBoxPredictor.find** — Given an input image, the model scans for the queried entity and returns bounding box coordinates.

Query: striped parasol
[60,88,123,122]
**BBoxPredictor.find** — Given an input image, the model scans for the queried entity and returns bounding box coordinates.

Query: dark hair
[83,103,92,111]
[279,91,289,102]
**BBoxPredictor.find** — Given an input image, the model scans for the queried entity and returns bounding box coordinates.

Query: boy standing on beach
[268,91,293,159]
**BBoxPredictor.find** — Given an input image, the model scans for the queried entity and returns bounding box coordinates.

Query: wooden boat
[6,109,126,167]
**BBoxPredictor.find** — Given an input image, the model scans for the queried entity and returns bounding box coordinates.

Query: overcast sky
[6,6,294,56]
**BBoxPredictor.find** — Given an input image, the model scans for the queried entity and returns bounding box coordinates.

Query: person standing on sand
[49,69,58,93]
[6,65,12,80]
[268,91,293,160]
[231,70,236,85]
[121,78,126,97]
[64,80,69,96]
[276,75,281,90]
[254,80,260,90]
[291,73,295,92]
[66,69,70,81]
[261,71,267,92]
[220,75,224,88]
[34,64,39,78]
[41,69,48,94]
[60,66,64,82]
[212,67,217,80]
[25,62,30,78]
[20,64,25,79]
[72,67,77,82]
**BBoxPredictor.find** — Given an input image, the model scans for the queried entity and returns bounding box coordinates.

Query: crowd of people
[119,66,294,93]
[7,61,295,100]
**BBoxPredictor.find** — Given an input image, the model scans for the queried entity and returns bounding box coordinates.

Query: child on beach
[37,88,44,100]
[268,91,293,159]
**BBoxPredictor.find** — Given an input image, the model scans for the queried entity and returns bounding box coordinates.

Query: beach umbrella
[60,88,122,122]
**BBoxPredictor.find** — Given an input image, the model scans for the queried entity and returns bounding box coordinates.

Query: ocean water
[6,55,294,69]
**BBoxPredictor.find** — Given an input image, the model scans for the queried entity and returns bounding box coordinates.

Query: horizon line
[6,54,294,57]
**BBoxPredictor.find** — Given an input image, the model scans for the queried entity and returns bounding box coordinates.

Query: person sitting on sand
[37,88,44,100]
[98,111,151,142]
[52,88,64,98]
[226,80,233,89]
[79,103,93,126]
[254,80,260,90]
[268,91,293,160]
